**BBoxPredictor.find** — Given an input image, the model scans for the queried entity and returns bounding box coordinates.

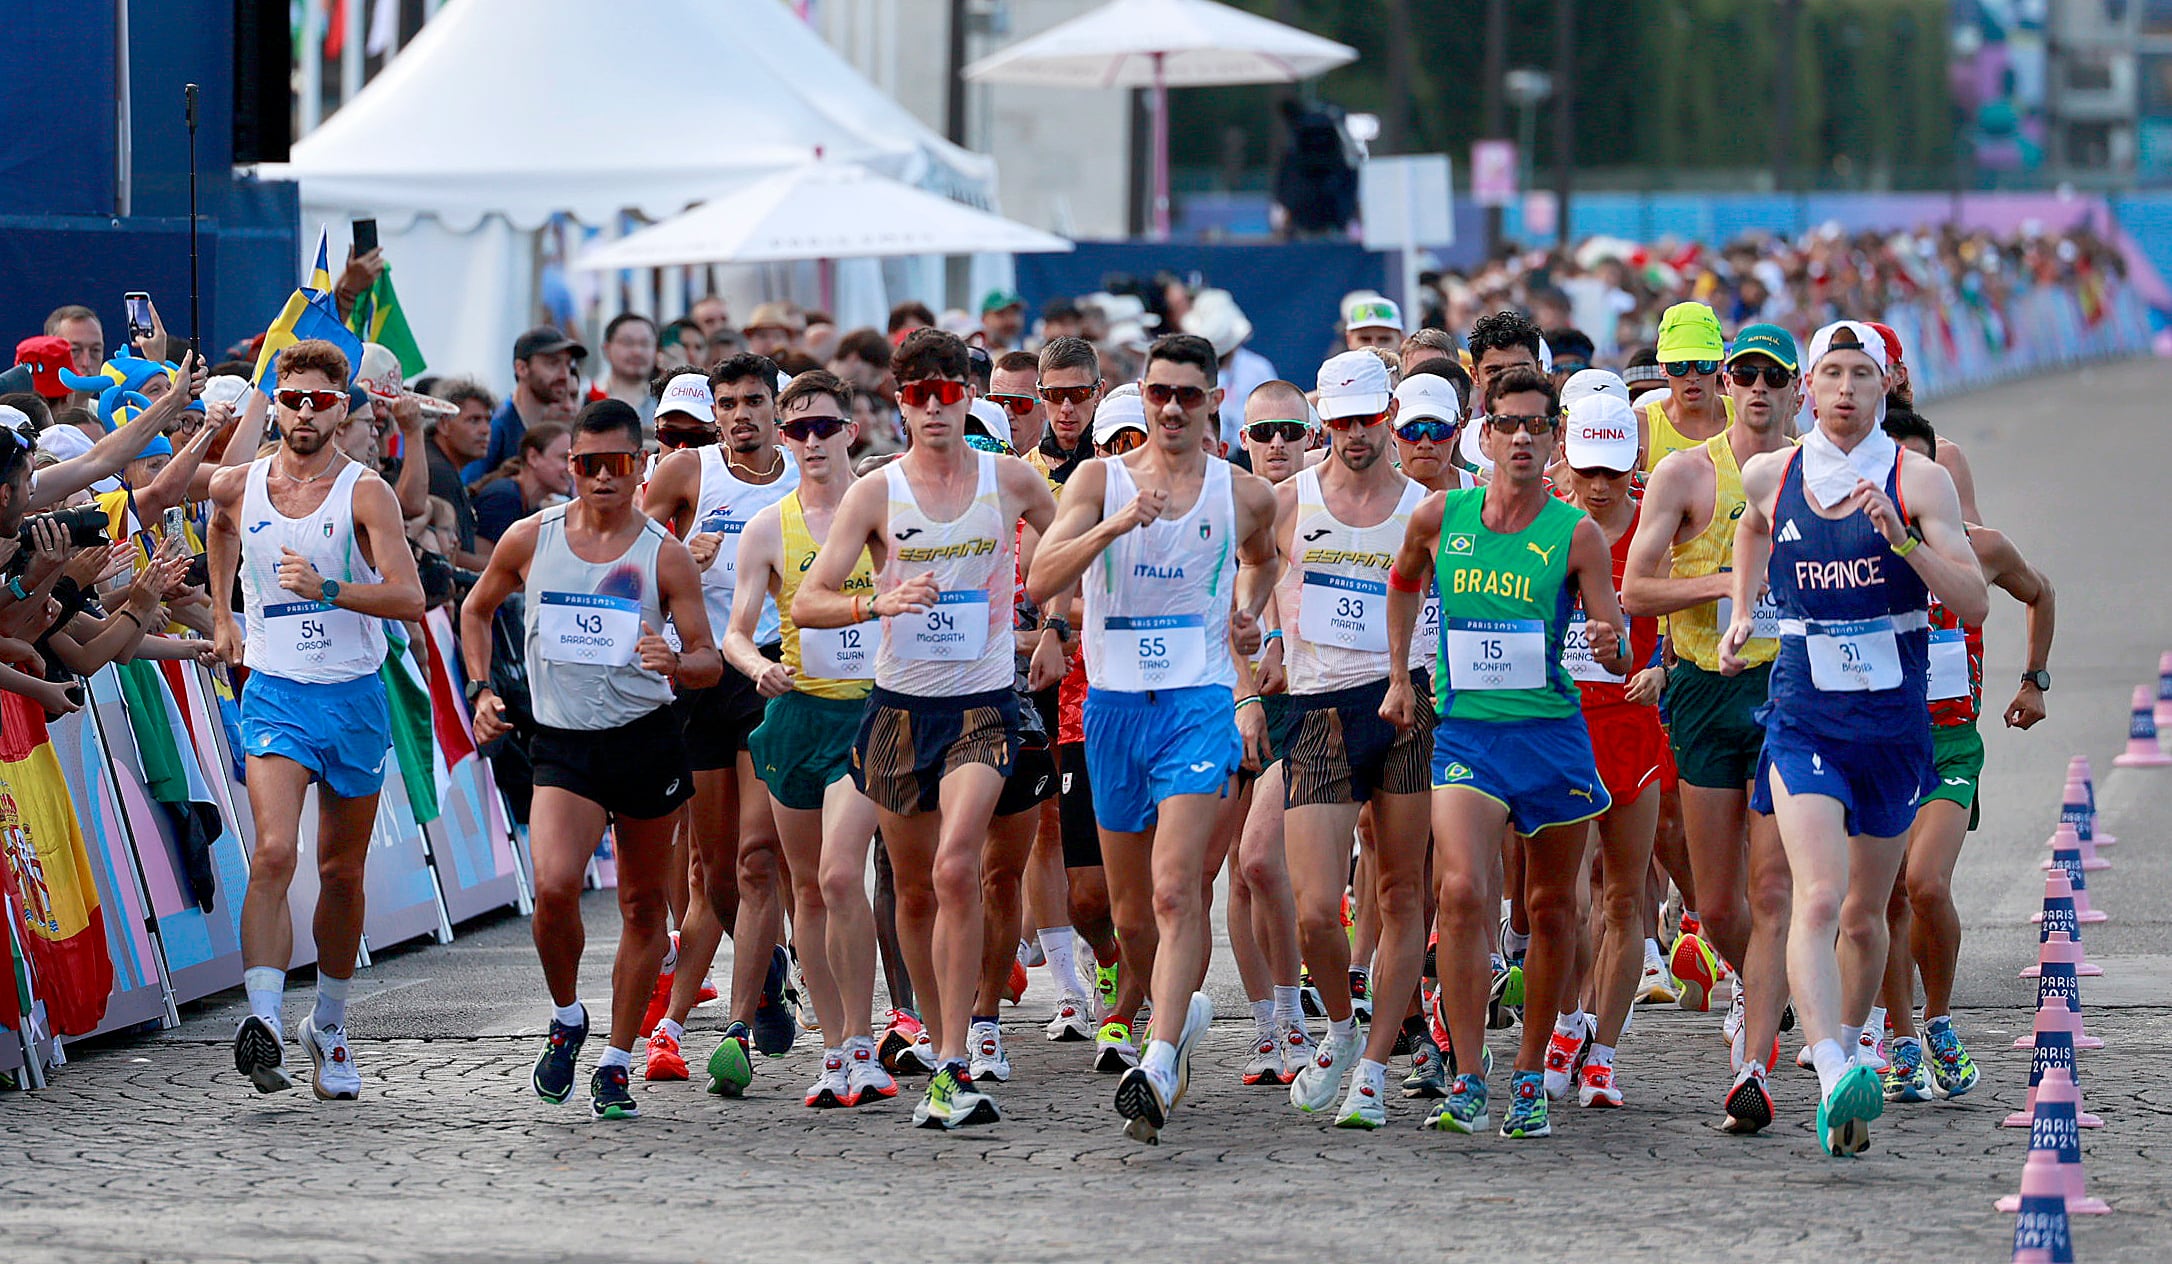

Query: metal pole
[1152,53,1172,240]
[114,0,132,216]
[944,0,968,143]
[1482,0,1507,253]
[185,84,201,360]
[1552,0,1574,245]
[1774,0,1800,194]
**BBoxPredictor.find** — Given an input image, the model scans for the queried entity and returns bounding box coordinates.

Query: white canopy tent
[262,0,1003,387]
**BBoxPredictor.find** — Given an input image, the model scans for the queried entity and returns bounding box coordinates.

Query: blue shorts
[1430,714,1611,836]
[1082,685,1241,833]
[240,670,391,800]
[1751,714,1933,839]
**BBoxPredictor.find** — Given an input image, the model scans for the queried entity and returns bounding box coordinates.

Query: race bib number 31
[1298,571,1388,653]
[1102,614,1207,691]
[893,590,990,662]
[1445,617,1545,691]
[537,592,640,666]
[1804,617,1902,692]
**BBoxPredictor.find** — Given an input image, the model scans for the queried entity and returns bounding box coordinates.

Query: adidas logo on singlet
[1775,519,1803,544]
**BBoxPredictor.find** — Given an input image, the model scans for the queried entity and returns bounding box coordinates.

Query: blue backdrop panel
[0,12,119,217]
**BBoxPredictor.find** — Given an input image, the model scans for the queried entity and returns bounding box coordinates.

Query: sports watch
[2021,669,2052,691]
[319,577,342,603]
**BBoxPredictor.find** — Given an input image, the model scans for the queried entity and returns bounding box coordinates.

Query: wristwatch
[2021,669,2052,691]
[1042,614,1071,640]
[465,677,493,704]
[319,577,342,604]
[4,576,28,602]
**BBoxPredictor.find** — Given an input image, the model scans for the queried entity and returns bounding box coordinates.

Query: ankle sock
[311,972,350,1031]
[244,967,285,1029]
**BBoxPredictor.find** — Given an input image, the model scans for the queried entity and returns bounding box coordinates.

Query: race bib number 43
[537,592,640,666]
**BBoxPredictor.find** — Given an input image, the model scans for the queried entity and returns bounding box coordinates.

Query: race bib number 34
[537,592,640,666]
[1298,571,1388,653]
[1445,617,1545,691]
[893,590,990,662]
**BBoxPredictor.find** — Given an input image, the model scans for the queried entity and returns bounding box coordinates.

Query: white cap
[1181,289,1253,359]
[966,398,1006,439]
[1458,419,1494,473]
[1562,394,1639,472]
[37,424,94,463]
[1561,368,1630,408]
[1343,294,1402,333]
[1804,320,1889,376]
[1537,337,1554,373]
[200,374,254,411]
[1629,387,1669,413]
[1092,392,1147,446]
[1392,374,1462,426]
[1315,350,1393,420]
[0,406,27,435]
[356,343,404,404]
[656,373,714,422]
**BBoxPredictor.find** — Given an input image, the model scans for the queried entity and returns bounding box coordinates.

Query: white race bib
[1562,613,1626,683]
[1926,627,1970,702]
[1297,571,1388,653]
[255,599,370,674]
[1101,614,1209,691]
[1413,584,1442,664]
[802,619,879,679]
[1804,617,1902,692]
[892,590,989,662]
[1716,587,1782,641]
[1445,617,1546,691]
[699,512,747,590]
[537,592,641,666]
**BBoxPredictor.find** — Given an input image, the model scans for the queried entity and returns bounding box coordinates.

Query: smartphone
[162,506,187,540]
[125,292,155,344]
[352,217,379,256]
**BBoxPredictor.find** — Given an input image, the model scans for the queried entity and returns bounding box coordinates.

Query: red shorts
[1583,703,1667,805]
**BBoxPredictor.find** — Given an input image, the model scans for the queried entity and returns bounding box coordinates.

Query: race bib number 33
[1298,571,1388,653]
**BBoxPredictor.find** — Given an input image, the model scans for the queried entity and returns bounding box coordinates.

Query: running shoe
[843,1037,898,1105]
[1542,1023,1588,1101]
[589,1064,639,1120]
[785,952,818,1036]
[969,1020,1013,1083]
[1170,992,1213,1108]
[644,1026,688,1082]
[233,1014,293,1095]
[1093,959,1120,1014]
[705,1021,754,1098]
[1401,1030,1447,1099]
[1045,992,1095,1042]
[1636,961,1680,1006]
[879,1009,935,1075]
[1677,910,1704,940]
[1279,1023,1312,1080]
[915,1063,1000,1130]
[696,976,720,1005]
[1348,968,1373,1023]
[1020,936,1046,968]
[806,1048,851,1108]
[1924,1016,1979,1099]
[638,966,675,1038]
[1298,968,1325,1019]
[1094,1020,1139,1073]
[1289,1023,1360,1114]
[1425,1074,1490,1134]
[1856,1022,1888,1071]
[1882,1036,1933,1103]
[1243,1028,1287,1086]
[1486,955,1522,1030]
[1816,1062,1883,1157]
[753,946,797,1057]
[1334,1071,1387,1129]
[1114,1062,1173,1144]
[1722,1063,1773,1135]
[532,1008,587,1104]
[1003,959,1030,1006]
[1499,1070,1551,1138]
[1576,1062,1622,1108]
[1722,984,1746,1047]
[1780,1002,1796,1032]
[1670,932,1720,1013]
[298,1015,360,1101]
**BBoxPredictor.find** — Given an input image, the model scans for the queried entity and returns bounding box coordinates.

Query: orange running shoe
[645,1026,688,1081]
[639,969,675,1037]
[1003,958,1029,1006]
[1670,932,1721,1013]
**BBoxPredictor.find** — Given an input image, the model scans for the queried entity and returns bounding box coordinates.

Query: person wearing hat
[466,326,586,482]
[14,335,76,404]
[1392,371,1468,495]
[1619,318,1799,1134]
[1864,321,1983,525]
[1642,302,1736,472]
[979,291,1027,353]
[1723,319,1985,1159]
[743,302,806,361]
[1342,294,1403,352]
[1182,289,1278,455]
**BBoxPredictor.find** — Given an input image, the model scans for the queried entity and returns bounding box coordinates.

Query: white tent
[262,0,1000,386]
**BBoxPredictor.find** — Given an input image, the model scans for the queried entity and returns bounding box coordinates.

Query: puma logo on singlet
[893,528,924,541]
[1525,541,1557,566]
[1303,528,1332,541]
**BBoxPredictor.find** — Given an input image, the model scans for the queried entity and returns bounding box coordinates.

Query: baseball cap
[1726,323,1799,370]
[14,335,72,399]
[745,302,804,334]
[1654,302,1725,363]
[1866,321,1905,367]
[1315,350,1392,420]
[1092,392,1147,446]
[200,374,254,411]
[1562,394,1639,472]
[1343,295,1403,333]
[356,342,405,404]
[1804,321,1888,376]
[513,325,587,363]
[1393,374,1461,426]
[980,290,1025,315]
[656,373,714,423]
[966,398,1006,438]
[1561,368,1629,408]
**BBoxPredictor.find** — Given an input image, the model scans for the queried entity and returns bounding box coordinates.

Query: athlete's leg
[1222,781,1271,1005]
[1433,786,1510,1080]
[1766,771,1853,1050]
[773,799,845,1043]
[880,811,942,1039]
[1653,784,1695,912]
[728,753,784,1027]
[1591,784,1660,1048]
[1287,801,1364,1023]
[1351,817,1381,973]
[664,806,691,928]
[1143,790,1227,1024]
[1678,783,1752,967]
[309,787,381,982]
[1838,829,1909,1035]
[529,786,611,1007]
[1904,798,1970,1024]
[1239,765,1301,993]
[872,834,914,1013]
[239,754,315,974]
[605,813,678,1055]
[1099,829,1157,1030]
[817,782,882,1045]
[1738,809,1792,1062]
[1025,802,1070,958]
[926,763,1004,1064]
[664,766,739,1026]
[1882,865,1918,1039]
[1357,789,1434,1065]
[975,808,1037,1014]
[1515,822,1594,1073]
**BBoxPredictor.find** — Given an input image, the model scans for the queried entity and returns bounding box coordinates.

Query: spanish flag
[0,692,112,1037]
[250,286,365,393]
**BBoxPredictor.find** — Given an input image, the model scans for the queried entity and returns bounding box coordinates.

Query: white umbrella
[965,0,1356,240]
[573,161,1073,271]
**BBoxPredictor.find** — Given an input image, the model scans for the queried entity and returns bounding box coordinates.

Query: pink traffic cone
[2028,867,2080,930]
[2003,1003,2103,1129]
[1998,1068,2111,1215]
[2071,757,2115,846]
[2054,774,2114,853]
[2014,981,2103,1052]
[2040,835,2110,924]
[2153,652,2172,731]
[2007,1148,2078,1262]
[2041,820,2110,872]
[2115,683,2172,766]
[2021,929,2101,982]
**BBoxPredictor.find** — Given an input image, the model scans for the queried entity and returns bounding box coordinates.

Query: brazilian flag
[345,263,427,379]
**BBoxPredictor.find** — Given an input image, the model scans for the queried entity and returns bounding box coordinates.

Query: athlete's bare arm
[1880,451,1988,626]
[332,474,426,622]
[642,448,702,536]
[186,389,272,503]
[1025,459,1125,605]
[1230,469,1282,650]
[653,534,722,689]
[1379,490,1446,730]
[723,503,792,696]
[1935,437,1981,525]
[796,475,910,628]
[1620,448,1730,618]
[1973,525,2055,729]
[1567,516,1631,675]
[205,462,250,666]
[1716,450,1785,675]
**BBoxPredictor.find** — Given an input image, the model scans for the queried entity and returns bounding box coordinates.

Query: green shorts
[749,690,869,811]
[1665,659,1771,790]
[1261,692,1297,766]
[1919,720,1985,830]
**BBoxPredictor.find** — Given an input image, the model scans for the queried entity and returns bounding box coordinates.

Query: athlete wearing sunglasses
[1644,301,1733,472]
[1032,337,1102,486]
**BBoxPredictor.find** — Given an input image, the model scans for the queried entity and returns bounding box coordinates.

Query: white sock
[243,967,285,1029]
[1144,1038,1177,1078]
[599,1045,632,1070]
[1554,1009,1586,1038]
[1328,1016,1357,1043]
[312,973,351,1031]
[1356,1057,1388,1089]
[658,1018,685,1043]
[1810,1038,1849,1097]
[660,934,680,974]
[1866,1006,1887,1038]
[1841,1023,1862,1053]
[1588,1042,1616,1070]
[1502,927,1530,958]
[1038,927,1079,997]
[1273,985,1302,1029]
[1250,998,1276,1031]
[553,1000,587,1028]
[1643,938,1664,968]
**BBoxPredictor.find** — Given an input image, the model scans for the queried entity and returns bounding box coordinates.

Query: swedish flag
[251,288,364,392]
[305,226,335,298]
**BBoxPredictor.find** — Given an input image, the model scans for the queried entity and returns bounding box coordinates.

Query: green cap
[1654,301,1725,363]
[980,289,1024,315]
[1726,323,1798,370]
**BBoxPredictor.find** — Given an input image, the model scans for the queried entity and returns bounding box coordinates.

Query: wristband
[1263,628,1283,643]
[1888,533,1919,558]
[116,608,143,628]
[1387,567,1424,594]
[1235,695,1262,712]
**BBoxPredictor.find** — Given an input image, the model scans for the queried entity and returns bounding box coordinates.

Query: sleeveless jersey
[1574,506,1660,710]
[1669,431,1782,672]
[874,452,1016,696]
[1083,456,1238,694]
[1641,395,1736,472]
[240,457,386,684]
[1279,466,1430,693]
[1765,449,1930,738]
[1431,488,1585,722]
[691,444,799,646]
[1925,593,1983,727]
[521,503,674,730]
[778,492,876,700]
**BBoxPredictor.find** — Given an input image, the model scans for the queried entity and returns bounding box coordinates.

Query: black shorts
[1285,672,1435,808]
[851,686,1020,816]
[533,705,695,821]
[1057,741,1101,868]
[996,736,1058,818]
[674,641,779,771]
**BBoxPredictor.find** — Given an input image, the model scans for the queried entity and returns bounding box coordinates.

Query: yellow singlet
[778,492,875,700]
[1668,431,1780,672]
[1642,395,1737,472]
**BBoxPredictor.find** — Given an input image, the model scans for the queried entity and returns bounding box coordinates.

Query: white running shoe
[1722,983,1746,1047]
[805,1048,851,1108]
[1170,992,1213,1108]
[1044,992,1095,1043]
[1242,1026,1286,1086]
[298,1015,359,1100]
[843,1038,898,1106]
[1280,1022,1314,1079]
[1334,1070,1387,1129]
[1857,1024,1887,1070]
[969,1020,1013,1083]
[1094,1021,1140,1074]
[1289,1023,1361,1114]
[233,1014,293,1094]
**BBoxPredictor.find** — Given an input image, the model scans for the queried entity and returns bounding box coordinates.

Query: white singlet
[690,444,798,646]
[1277,465,1429,693]
[873,452,1016,696]
[1082,456,1239,694]
[239,456,386,684]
